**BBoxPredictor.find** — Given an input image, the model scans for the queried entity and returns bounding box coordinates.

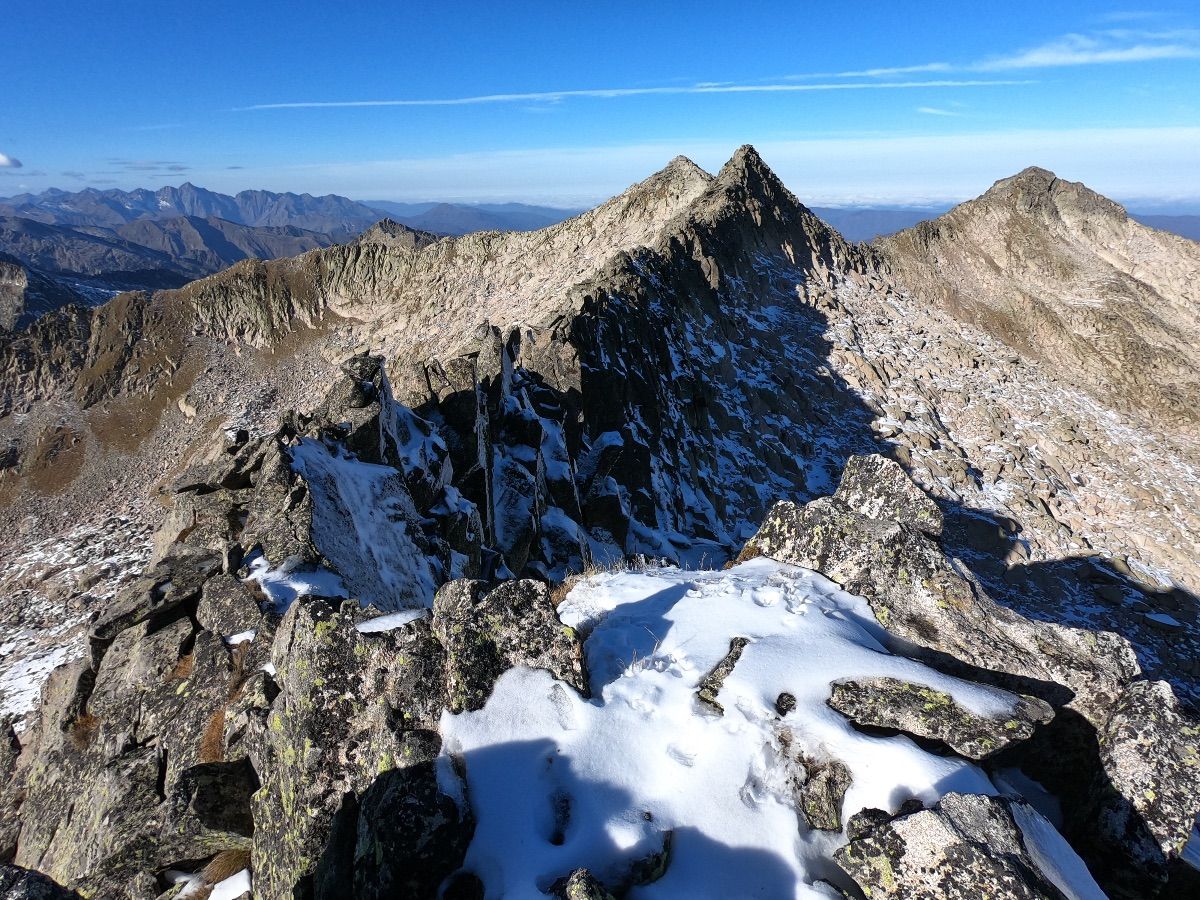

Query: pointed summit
[661,154,710,182]
[983,166,1059,203]
[715,144,783,189]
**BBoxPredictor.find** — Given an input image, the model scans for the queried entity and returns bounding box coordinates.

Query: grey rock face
[744,452,1200,896]
[835,792,1100,899]
[790,749,853,832]
[248,598,459,900]
[741,467,1137,728]
[1077,679,1200,896]
[828,676,1053,759]
[834,453,944,536]
[433,578,586,713]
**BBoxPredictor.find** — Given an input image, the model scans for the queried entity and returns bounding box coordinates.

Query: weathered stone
[552,869,617,900]
[828,676,1053,759]
[349,731,474,900]
[834,454,943,537]
[794,753,853,831]
[741,495,1137,727]
[249,598,458,899]
[0,866,82,900]
[835,792,1102,899]
[696,637,749,714]
[196,575,265,638]
[433,579,586,713]
[1078,679,1200,897]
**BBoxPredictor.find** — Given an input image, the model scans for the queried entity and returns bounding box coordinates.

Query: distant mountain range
[0,183,380,240]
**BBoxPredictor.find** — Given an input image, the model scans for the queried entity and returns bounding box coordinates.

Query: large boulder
[834,453,943,537]
[1078,679,1200,896]
[433,579,587,713]
[835,793,1106,899]
[740,456,1138,727]
[247,597,464,900]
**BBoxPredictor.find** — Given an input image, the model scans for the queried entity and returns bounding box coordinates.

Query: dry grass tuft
[733,543,762,565]
[198,707,227,763]
[201,847,251,883]
[168,652,195,681]
[226,642,250,701]
[68,711,100,750]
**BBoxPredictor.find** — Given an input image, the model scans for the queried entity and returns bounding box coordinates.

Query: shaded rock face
[0,357,601,898]
[433,579,586,713]
[835,792,1095,899]
[1077,679,1200,896]
[0,866,81,900]
[743,452,1200,898]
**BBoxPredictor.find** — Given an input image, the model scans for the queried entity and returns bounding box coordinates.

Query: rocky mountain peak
[977,165,1130,225]
[2,149,1200,900]
[353,218,440,250]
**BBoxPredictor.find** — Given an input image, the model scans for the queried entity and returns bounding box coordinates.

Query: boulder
[740,494,1137,728]
[828,676,1053,760]
[834,454,943,537]
[1079,679,1200,896]
[433,579,587,713]
[0,867,81,900]
[835,792,1105,899]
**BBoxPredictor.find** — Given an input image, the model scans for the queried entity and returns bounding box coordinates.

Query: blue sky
[1,1,1198,208]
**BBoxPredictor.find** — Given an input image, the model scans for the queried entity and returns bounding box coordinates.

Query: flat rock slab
[828,676,1053,759]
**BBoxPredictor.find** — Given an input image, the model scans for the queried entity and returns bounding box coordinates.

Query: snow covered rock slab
[442,560,1038,898]
[828,676,1053,759]
[741,493,1138,727]
[835,792,1106,900]
[834,453,944,537]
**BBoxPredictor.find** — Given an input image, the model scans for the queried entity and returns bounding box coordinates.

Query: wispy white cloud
[788,63,953,79]
[238,79,1030,111]
[974,29,1200,70]
[917,106,963,117]
[786,27,1200,81]
[0,153,22,169]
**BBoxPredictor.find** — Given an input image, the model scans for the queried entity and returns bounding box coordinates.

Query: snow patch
[355,609,428,633]
[243,550,348,614]
[441,559,1039,898]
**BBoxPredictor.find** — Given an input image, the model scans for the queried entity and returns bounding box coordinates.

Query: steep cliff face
[0,255,89,333]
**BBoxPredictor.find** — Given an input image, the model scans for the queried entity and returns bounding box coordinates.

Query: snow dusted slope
[440,559,1103,899]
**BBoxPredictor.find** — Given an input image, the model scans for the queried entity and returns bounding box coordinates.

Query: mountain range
[3,181,1196,334]
[0,148,1197,899]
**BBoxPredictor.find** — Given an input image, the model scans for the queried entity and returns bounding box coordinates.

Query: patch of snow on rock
[440,558,1042,898]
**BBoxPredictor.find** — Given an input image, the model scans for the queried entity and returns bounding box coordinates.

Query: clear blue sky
[2,1,1198,208]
